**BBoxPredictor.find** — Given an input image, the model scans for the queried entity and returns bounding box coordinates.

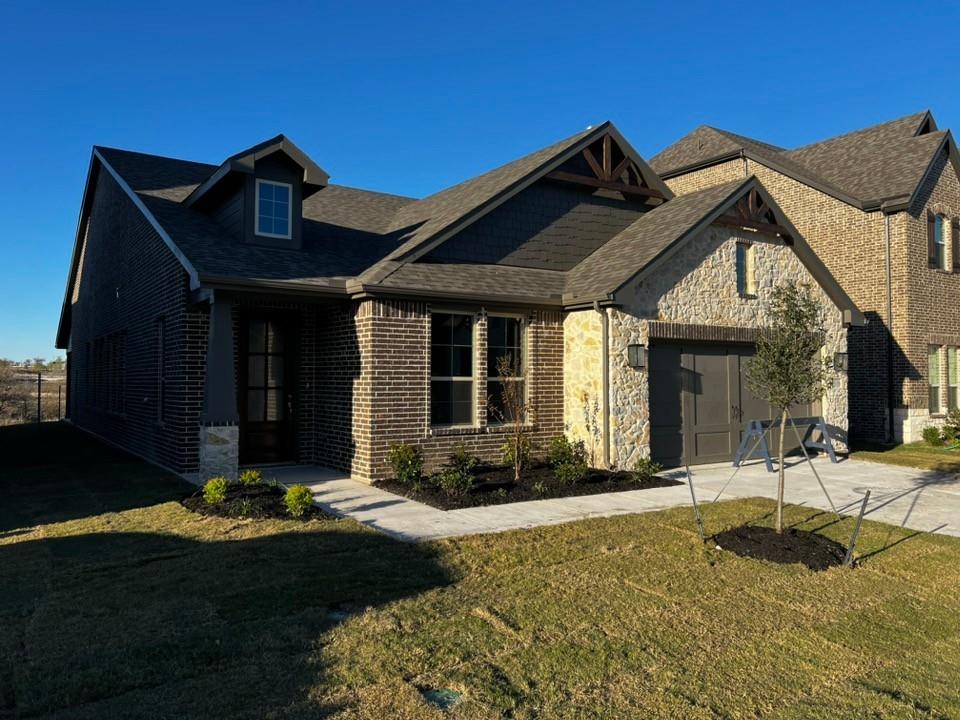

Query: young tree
[488,356,535,483]
[746,281,831,533]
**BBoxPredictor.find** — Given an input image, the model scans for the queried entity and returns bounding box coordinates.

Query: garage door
[649,343,818,467]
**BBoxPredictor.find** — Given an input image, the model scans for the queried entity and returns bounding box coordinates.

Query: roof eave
[349,281,564,308]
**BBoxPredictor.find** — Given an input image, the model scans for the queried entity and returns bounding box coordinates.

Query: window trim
[929,344,943,415]
[486,313,527,425]
[429,311,476,428]
[933,214,948,270]
[254,179,293,240]
[949,346,958,411]
[736,241,757,298]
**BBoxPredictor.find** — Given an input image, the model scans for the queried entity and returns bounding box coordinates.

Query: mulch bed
[713,525,847,571]
[374,462,682,510]
[181,483,331,521]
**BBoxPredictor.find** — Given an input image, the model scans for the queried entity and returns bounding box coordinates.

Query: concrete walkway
[268,457,960,543]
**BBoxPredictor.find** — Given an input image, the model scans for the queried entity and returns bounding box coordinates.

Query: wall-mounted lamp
[627,344,647,370]
[833,352,848,371]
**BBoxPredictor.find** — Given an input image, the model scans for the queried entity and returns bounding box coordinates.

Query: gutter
[594,301,611,467]
[884,212,895,443]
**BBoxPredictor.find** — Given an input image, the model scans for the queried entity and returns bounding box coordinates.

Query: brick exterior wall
[663,153,952,442]
[67,166,207,475]
[344,299,565,482]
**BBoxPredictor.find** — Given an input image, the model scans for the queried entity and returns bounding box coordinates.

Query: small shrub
[494,487,508,499]
[450,443,479,474]
[632,457,663,483]
[532,481,547,495]
[238,469,262,486]
[432,466,474,496]
[203,477,228,505]
[922,426,945,447]
[235,498,253,517]
[942,409,960,443]
[284,485,314,518]
[501,436,530,472]
[548,435,588,485]
[387,442,424,485]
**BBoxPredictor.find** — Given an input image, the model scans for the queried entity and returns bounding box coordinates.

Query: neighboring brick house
[56,124,861,482]
[651,111,960,443]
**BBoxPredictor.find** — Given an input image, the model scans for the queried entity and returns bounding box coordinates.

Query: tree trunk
[776,407,787,533]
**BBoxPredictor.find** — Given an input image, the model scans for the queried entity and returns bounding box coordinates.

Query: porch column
[198,296,239,481]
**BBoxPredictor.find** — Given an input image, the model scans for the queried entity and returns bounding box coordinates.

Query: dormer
[183,135,328,249]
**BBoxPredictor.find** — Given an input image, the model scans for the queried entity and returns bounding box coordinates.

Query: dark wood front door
[240,314,296,464]
[650,343,818,467]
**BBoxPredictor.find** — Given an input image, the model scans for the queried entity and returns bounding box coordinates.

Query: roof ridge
[788,110,930,152]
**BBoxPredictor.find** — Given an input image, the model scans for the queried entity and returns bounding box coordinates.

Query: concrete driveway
[275,456,959,542]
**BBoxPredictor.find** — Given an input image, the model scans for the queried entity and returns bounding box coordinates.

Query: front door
[240,313,296,464]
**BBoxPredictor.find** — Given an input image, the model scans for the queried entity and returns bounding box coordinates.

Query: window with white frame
[933,214,947,270]
[736,242,757,297]
[430,313,474,425]
[949,346,958,410]
[255,179,292,239]
[929,345,942,414]
[487,316,524,422]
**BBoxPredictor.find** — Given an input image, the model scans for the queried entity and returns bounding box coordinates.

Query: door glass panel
[266,389,284,421]
[247,390,265,421]
[248,319,266,352]
[266,322,284,352]
[267,356,284,388]
[247,356,265,387]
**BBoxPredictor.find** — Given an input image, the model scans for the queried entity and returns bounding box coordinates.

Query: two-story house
[652,111,960,443]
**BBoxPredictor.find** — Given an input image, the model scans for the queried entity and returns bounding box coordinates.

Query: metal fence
[2,370,65,425]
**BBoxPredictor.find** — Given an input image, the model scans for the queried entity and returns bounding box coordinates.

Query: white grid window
[255,180,292,239]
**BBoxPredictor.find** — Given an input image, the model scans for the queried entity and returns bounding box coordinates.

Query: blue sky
[1,0,958,360]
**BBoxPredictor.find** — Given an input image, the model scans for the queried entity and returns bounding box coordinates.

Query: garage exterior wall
[563,224,849,470]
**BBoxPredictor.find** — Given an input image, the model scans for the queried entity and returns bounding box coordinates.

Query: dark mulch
[713,525,847,571]
[375,462,682,510]
[181,483,331,521]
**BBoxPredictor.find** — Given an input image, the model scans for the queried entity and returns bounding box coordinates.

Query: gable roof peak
[183,133,329,207]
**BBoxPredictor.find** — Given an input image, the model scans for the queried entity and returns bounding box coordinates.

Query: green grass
[852,440,960,473]
[2,423,959,718]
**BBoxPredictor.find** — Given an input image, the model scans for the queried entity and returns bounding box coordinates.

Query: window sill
[738,293,758,300]
[430,423,534,437]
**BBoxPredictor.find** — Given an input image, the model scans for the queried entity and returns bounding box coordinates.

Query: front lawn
[2,423,959,718]
[851,440,960,473]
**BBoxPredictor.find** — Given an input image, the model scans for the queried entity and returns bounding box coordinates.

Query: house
[651,111,960,443]
[55,123,861,482]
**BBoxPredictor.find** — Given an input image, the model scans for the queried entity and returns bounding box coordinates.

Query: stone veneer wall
[563,224,849,469]
[665,150,960,443]
[562,310,604,462]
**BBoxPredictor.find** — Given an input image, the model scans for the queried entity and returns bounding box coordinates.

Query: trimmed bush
[203,477,228,505]
[922,426,944,447]
[432,467,474,496]
[387,443,424,485]
[284,485,314,518]
[450,443,479,474]
[547,435,587,485]
[943,409,960,443]
[632,457,663,482]
[238,469,262,486]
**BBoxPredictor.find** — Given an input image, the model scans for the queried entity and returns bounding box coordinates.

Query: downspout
[885,213,895,443]
[594,301,611,467]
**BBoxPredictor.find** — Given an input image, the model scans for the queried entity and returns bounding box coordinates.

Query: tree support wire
[712,424,773,504]
[786,409,840,520]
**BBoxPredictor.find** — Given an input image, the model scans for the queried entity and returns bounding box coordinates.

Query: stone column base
[893,408,943,444]
[198,424,239,481]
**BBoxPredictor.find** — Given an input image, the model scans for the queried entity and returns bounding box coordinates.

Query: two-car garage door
[649,343,818,467]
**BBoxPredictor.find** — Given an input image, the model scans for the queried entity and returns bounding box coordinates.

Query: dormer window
[255,179,292,239]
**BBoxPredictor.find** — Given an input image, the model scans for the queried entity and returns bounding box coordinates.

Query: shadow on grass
[0,524,452,718]
[0,422,194,532]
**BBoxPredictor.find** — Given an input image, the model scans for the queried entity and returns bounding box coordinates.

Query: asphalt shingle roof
[651,111,946,209]
[565,179,749,302]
